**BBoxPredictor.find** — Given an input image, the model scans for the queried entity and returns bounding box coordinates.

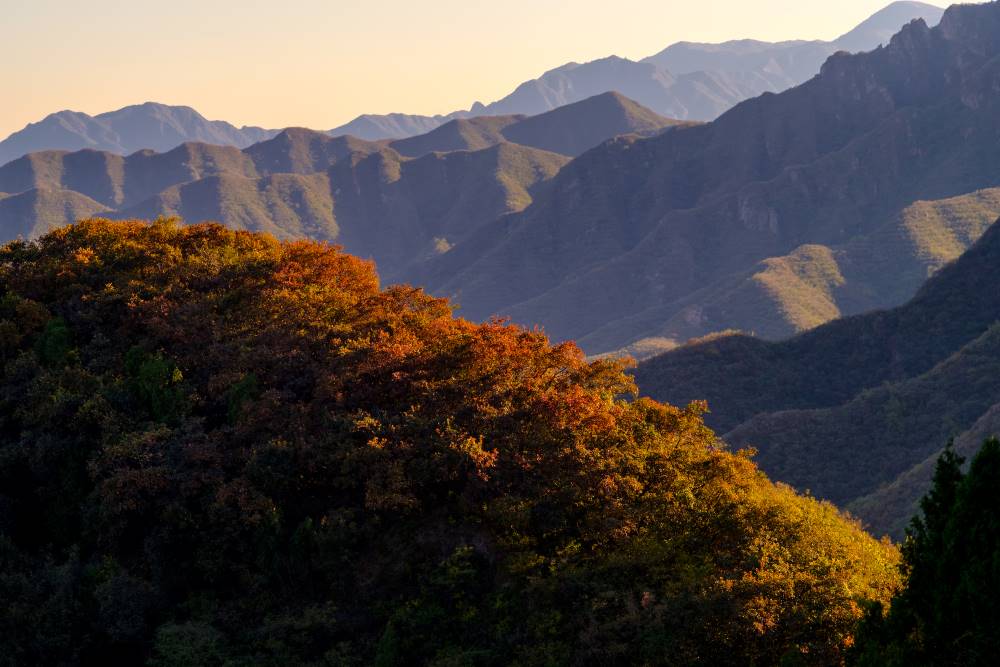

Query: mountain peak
[833,0,943,52]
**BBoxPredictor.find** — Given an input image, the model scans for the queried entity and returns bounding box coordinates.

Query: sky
[2,0,943,137]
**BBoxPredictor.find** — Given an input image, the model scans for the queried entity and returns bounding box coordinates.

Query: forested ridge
[0,219,900,665]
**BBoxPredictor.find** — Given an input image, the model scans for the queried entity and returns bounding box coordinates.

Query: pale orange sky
[2,0,944,137]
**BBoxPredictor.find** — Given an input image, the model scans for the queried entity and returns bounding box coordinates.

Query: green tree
[35,317,71,367]
[853,439,1000,665]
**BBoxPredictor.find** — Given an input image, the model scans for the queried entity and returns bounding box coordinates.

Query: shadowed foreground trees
[0,219,899,665]
[852,438,1000,665]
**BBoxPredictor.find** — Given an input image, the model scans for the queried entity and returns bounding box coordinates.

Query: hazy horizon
[3,0,944,138]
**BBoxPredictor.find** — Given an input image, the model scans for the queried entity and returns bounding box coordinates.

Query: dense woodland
[0,220,905,665]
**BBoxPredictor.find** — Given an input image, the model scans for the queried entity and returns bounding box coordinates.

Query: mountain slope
[327,142,569,274]
[405,3,1000,357]
[850,400,1000,536]
[115,140,568,272]
[634,217,1000,536]
[0,142,259,209]
[0,102,277,166]
[6,90,687,265]
[117,172,338,242]
[582,187,1000,355]
[243,128,380,174]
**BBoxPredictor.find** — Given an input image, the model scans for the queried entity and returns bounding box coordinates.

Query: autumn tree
[0,219,899,666]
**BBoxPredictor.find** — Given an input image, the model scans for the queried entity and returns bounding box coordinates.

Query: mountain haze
[644,2,944,79]
[332,2,943,140]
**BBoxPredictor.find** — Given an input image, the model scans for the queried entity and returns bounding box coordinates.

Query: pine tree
[853,439,1000,665]
[898,441,965,659]
[942,438,1000,662]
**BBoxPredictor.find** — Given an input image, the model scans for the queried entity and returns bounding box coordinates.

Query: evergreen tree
[853,439,1000,665]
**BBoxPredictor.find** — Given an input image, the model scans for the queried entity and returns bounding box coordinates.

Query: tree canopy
[0,219,899,666]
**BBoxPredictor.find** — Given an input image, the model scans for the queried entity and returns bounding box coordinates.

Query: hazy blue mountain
[0,102,277,166]
[329,1,943,140]
[331,57,767,140]
[644,2,943,81]
[328,112,453,140]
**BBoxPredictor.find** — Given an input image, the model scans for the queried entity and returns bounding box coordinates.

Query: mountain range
[0,93,680,271]
[634,214,1000,537]
[330,1,944,139]
[399,1,1000,361]
[3,3,991,365]
[0,102,276,167]
[0,2,938,163]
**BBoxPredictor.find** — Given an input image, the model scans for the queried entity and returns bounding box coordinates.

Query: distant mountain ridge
[0,93,681,273]
[0,102,278,167]
[2,3,942,157]
[328,113,451,142]
[330,1,944,139]
[644,1,943,78]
